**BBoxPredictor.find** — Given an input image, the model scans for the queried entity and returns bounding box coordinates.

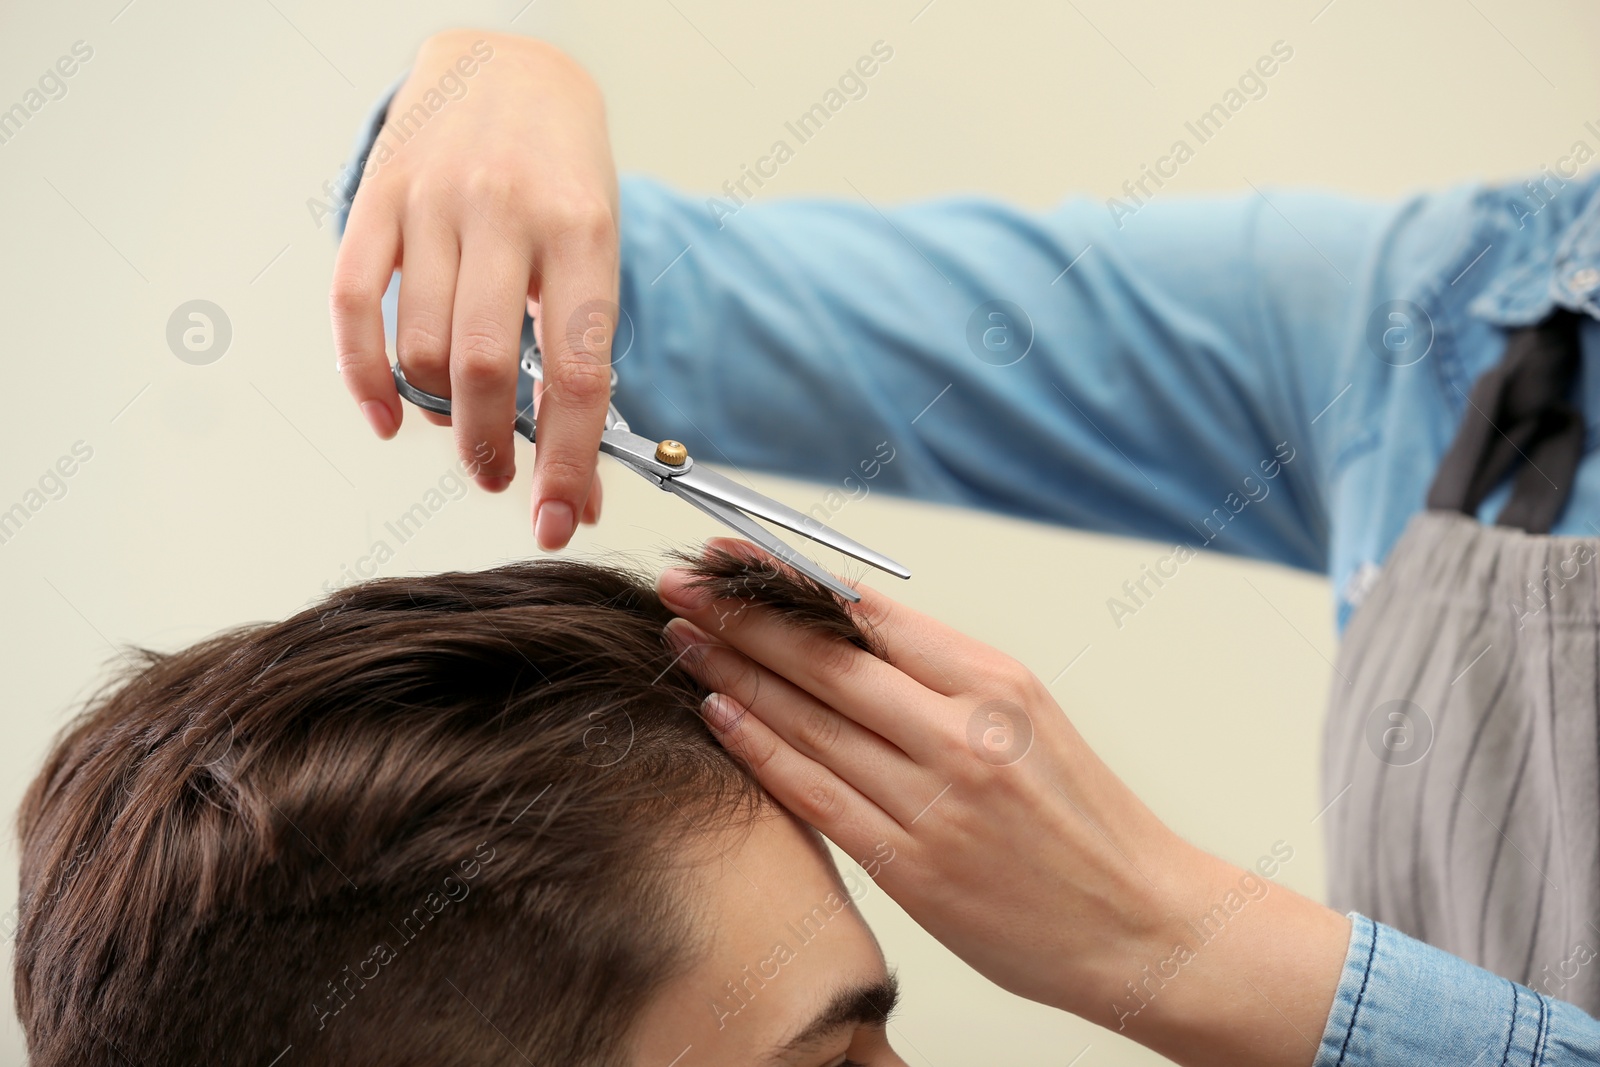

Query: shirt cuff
[1316,913,1600,1065]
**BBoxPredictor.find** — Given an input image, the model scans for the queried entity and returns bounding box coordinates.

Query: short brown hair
[15,548,874,1067]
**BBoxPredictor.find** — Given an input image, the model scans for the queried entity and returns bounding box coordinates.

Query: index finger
[655,560,948,760]
[528,222,618,550]
[329,189,402,439]
[698,537,996,697]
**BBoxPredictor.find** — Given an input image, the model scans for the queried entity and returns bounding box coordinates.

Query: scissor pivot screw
[655,440,688,466]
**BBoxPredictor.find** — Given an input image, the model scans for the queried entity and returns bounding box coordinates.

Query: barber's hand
[656,539,1349,1067]
[331,30,616,548]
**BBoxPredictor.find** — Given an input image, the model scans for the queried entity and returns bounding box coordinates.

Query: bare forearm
[1080,837,1349,1067]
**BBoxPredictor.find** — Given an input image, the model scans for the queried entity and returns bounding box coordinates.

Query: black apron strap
[1424,308,1586,535]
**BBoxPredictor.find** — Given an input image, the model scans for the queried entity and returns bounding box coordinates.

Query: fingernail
[534,499,576,551]
[701,692,743,733]
[479,475,512,493]
[656,567,710,612]
[662,618,708,662]
[360,400,396,439]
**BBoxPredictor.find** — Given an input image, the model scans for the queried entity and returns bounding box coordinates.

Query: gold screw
[655,439,688,466]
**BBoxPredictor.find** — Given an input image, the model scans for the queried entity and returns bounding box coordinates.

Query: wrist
[1058,826,1220,1017]
[1082,838,1349,1067]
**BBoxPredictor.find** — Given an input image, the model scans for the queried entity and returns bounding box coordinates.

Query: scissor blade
[665,483,864,603]
[667,463,911,580]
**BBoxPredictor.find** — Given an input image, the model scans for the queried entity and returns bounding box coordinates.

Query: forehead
[629,811,888,1065]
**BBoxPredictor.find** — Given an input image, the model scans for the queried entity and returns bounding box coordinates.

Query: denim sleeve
[1317,914,1600,1065]
[334,79,1463,573]
[612,177,1428,573]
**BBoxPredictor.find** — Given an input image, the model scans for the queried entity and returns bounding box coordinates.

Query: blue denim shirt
[339,86,1600,1062]
[1324,916,1600,1066]
[604,172,1600,634]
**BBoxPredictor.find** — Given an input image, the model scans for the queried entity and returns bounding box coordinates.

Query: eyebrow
[764,973,901,1063]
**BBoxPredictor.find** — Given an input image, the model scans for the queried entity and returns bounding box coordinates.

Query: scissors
[389,344,910,603]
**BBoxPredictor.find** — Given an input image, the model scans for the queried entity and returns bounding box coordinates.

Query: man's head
[14,550,904,1066]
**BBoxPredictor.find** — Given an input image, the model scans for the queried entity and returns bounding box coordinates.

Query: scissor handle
[390,363,539,442]
[521,342,627,431]
[390,363,454,418]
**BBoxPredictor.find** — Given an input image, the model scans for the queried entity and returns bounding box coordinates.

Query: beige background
[2,0,1596,1063]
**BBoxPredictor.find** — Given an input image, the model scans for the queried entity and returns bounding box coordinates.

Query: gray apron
[1323,309,1600,1011]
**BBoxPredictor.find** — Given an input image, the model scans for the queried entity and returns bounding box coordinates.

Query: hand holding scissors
[392,344,910,602]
